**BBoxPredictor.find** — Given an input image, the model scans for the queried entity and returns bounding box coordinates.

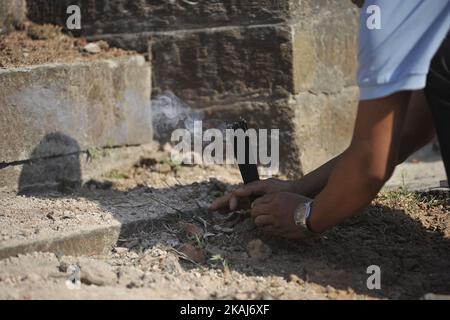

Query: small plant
[210,254,232,279]
[193,235,205,249]
[162,158,182,173]
[105,169,129,180]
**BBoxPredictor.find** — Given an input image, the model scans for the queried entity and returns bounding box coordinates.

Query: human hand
[208,178,296,214]
[251,192,313,239]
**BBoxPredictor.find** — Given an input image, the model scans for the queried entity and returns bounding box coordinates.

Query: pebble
[153,163,172,174]
[113,247,129,255]
[289,274,304,285]
[179,244,205,264]
[83,43,101,54]
[163,143,173,153]
[78,259,117,286]
[181,223,204,238]
[246,239,272,261]
[213,225,234,234]
[159,254,183,274]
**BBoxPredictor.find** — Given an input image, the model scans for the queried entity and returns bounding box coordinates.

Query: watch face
[294,204,307,228]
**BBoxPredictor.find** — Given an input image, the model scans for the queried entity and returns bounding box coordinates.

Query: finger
[209,194,231,212]
[229,195,238,211]
[252,193,275,207]
[254,215,274,227]
[234,180,269,198]
[250,202,272,217]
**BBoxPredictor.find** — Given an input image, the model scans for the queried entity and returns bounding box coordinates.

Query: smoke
[152,91,200,141]
[151,91,227,143]
[150,91,280,176]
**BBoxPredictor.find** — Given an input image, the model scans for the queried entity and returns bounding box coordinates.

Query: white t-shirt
[358,0,450,100]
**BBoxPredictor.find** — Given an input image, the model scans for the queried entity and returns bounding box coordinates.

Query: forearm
[291,133,429,199]
[306,92,410,232]
[291,91,433,198]
[291,155,341,198]
[309,144,389,232]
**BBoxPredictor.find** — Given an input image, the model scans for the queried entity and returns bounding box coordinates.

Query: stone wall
[0,56,152,163]
[25,0,360,176]
[0,56,153,191]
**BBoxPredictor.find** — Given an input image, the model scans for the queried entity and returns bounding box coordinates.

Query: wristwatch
[293,200,315,233]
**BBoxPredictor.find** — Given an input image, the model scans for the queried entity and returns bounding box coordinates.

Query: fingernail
[236,187,245,193]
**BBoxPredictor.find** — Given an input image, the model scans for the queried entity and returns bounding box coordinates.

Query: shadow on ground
[15,133,450,299]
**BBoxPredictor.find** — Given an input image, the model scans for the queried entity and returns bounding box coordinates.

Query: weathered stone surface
[0,56,152,163]
[27,0,292,35]
[149,9,358,107]
[292,8,359,94]
[0,0,26,34]
[150,25,294,108]
[26,0,357,35]
[293,87,359,174]
[0,224,121,260]
[23,0,359,104]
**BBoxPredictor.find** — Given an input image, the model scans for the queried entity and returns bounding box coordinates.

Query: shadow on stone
[18,132,82,195]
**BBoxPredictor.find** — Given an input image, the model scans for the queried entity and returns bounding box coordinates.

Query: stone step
[0,167,219,260]
[0,190,192,260]
[0,32,154,190]
[0,55,152,164]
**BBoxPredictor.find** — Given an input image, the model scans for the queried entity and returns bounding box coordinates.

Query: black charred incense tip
[227,118,260,202]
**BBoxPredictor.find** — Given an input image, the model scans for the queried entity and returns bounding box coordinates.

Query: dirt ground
[0,151,449,300]
[0,23,134,69]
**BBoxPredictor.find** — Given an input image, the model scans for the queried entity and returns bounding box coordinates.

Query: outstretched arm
[240,92,411,238]
[308,92,410,232]
[209,91,435,214]
[291,90,435,199]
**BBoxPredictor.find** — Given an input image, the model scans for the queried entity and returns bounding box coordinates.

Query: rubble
[78,258,117,286]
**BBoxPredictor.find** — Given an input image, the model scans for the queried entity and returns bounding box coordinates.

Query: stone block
[26,0,291,34]
[150,25,294,108]
[293,87,359,173]
[292,7,359,94]
[0,56,152,163]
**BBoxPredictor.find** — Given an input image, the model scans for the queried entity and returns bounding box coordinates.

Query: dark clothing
[426,34,450,183]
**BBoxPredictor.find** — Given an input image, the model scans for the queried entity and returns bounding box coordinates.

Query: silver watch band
[293,200,314,232]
